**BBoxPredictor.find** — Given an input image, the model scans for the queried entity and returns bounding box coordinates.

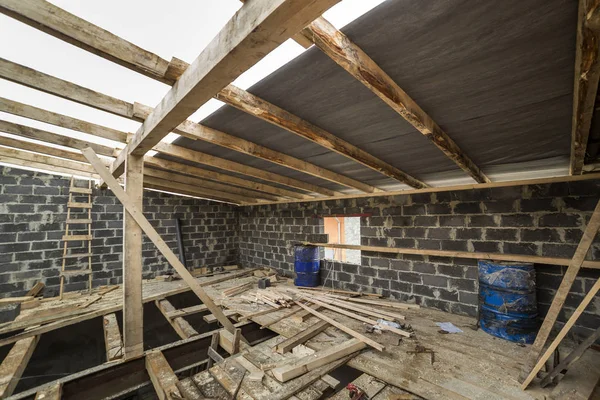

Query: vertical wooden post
[123,154,144,358]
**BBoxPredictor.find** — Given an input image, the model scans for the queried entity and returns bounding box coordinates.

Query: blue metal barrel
[294,245,320,287]
[478,260,539,344]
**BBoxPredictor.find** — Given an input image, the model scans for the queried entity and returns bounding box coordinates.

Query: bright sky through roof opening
[0,0,385,175]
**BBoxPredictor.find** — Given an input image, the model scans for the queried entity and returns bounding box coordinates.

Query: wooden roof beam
[112,0,341,176]
[570,0,600,175]
[0,134,268,204]
[298,17,490,184]
[0,65,358,195]
[1,2,424,189]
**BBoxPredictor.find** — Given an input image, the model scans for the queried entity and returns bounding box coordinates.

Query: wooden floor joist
[155,299,199,340]
[0,336,40,398]
[145,350,182,400]
[570,0,600,175]
[102,313,124,361]
[34,382,62,400]
[299,17,489,184]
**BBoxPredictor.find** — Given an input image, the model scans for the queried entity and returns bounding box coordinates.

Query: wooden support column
[520,198,600,382]
[0,336,39,398]
[123,153,144,358]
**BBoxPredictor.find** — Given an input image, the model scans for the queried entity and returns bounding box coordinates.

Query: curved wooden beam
[300,17,490,184]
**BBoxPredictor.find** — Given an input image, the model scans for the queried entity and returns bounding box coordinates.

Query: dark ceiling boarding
[170,0,578,195]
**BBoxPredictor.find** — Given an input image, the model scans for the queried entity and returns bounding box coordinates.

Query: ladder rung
[63,253,93,259]
[62,235,92,241]
[70,187,92,194]
[66,219,93,224]
[60,269,92,277]
[67,202,92,209]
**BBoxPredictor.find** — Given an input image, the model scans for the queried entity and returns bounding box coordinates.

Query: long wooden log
[216,85,427,189]
[300,17,489,184]
[570,0,600,174]
[303,242,600,270]
[113,0,341,175]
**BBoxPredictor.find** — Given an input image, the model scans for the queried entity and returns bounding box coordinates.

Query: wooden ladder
[59,177,93,299]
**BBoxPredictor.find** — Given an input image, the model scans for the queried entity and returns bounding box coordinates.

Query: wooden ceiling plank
[134,103,377,193]
[570,0,600,174]
[300,17,490,184]
[215,85,428,189]
[0,146,97,174]
[0,96,127,143]
[0,119,116,157]
[114,0,341,176]
[153,141,341,196]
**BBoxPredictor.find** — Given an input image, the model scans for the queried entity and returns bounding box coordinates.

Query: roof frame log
[0,2,413,190]
[570,0,600,174]
[215,85,427,189]
[113,0,342,176]
[133,103,377,193]
[152,141,341,196]
[0,96,127,143]
[0,65,351,196]
[298,17,490,184]
[0,119,116,157]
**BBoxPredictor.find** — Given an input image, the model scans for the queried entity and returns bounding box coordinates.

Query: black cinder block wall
[239,180,600,339]
[0,166,238,297]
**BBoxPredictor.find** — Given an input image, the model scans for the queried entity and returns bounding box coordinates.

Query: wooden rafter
[0,64,357,196]
[570,0,600,174]
[215,85,428,189]
[298,17,490,184]
[133,103,378,193]
[112,0,342,176]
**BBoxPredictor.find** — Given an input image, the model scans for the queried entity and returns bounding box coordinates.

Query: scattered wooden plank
[234,355,265,381]
[0,296,33,304]
[341,296,420,310]
[156,299,199,340]
[223,281,254,297]
[521,277,600,389]
[34,382,62,400]
[103,313,124,361]
[26,282,45,297]
[272,338,365,382]
[176,377,204,400]
[20,298,41,311]
[145,350,182,400]
[84,148,240,338]
[295,286,383,298]
[521,199,600,382]
[276,320,329,354]
[540,325,600,387]
[203,309,238,324]
[295,301,384,351]
[306,293,406,321]
[260,306,301,330]
[0,336,40,398]
[328,373,386,400]
[219,328,243,355]
[302,297,412,338]
[238,305,284,321]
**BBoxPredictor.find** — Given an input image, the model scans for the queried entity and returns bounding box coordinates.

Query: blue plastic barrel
[478,260,539,344]
[294,245,320,287]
